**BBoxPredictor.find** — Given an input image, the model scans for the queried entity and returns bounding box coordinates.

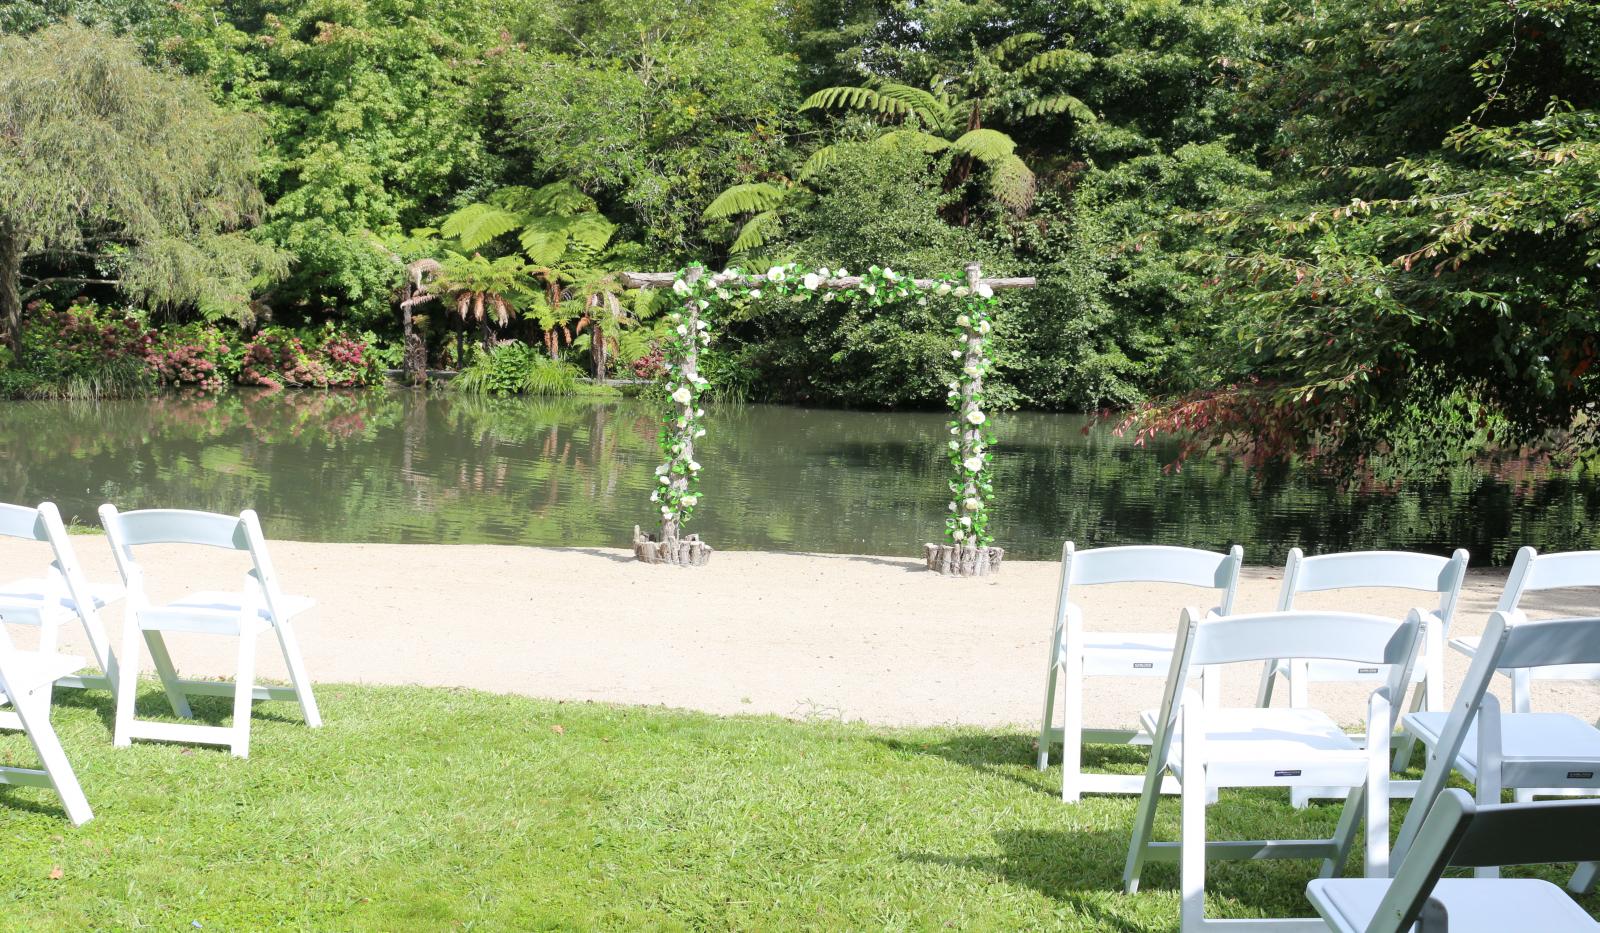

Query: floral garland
[944,279,999,548]
[647,263,996,548]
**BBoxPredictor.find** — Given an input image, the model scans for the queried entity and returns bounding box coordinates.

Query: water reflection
[1,389,1595,565]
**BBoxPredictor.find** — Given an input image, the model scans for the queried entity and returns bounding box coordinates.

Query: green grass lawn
[2,684,1596,931]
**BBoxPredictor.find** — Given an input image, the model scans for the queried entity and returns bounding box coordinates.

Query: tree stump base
[633,526,713,567]
[924,543,1004,577]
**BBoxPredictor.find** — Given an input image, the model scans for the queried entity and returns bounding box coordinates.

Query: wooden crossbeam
[620,272,1037,290]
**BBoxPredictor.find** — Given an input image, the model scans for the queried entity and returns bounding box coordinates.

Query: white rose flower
[818,267,831,278]
[835,267,848,277]
[955,314,970,327]
[963,455,984,473]
[694,428,707,438]
[950,350,961,359]
[883,267,897,280]
[978,320,991,334]
[672,279,690,295]
[697,299,709,310]
[935,282,952,296]
[976,283,994,298]
[948,501,958,512]
[864,283,876,295]
[676,324,689,336]
[965,410,986,425]
[658,475,670,485]
[681,495,698,507]
[954,286,970,297]
[963,497,982,511]
[672,386,692,405]
[689,461,701,471]
[695,408,706,417]
[959,516,972,527]
[766,266,785,282]
[952,530,966,542]
[717,288,731,300]
[803,273,822,290]
[948,440,959,451]
[749,288,762,299]
[963,364,980,377]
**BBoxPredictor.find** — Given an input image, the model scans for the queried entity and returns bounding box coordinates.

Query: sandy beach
[6,539,1598,730]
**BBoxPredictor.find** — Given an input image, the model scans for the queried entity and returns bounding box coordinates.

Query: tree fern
[872,130,951,154]
[1019,48,1094,77]
[519,215,574,266]
[1024,94,1098,123]
[701,182,786,220]
[801,82,947,128]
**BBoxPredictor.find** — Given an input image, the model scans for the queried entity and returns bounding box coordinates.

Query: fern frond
[949,128,1018,164]
[870,83,950,127]
[797,145,842,182]
[990,153,1037,214]
[1019,48,1093,77]
[1023,94,1098,123]
[519,215,572,266]
[505,180,597,217]
[564,213,617,258]
[702,182,786,220]
[730,210,781,254]
[440,203,525,251]
[993,32,1043,61]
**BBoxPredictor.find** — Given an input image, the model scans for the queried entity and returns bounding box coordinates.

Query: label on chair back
[1274,769,1302,777]
[1357,668,1379,674]
[1569,771,1595,780]
[1133,662,1153,669]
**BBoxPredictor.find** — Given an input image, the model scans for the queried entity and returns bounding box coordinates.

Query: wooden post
[634,267,712,566]
[926,262,1005,576]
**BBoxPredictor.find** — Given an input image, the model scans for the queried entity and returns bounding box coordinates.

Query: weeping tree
[0,23,286,355]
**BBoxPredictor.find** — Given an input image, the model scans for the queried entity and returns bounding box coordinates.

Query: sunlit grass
[2,684,1595,930]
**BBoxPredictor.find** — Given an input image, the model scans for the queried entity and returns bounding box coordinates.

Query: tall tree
[0,23,284,353]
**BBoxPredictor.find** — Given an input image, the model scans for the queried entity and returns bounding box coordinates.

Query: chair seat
[1451,636,1600,681]
[1307,877,1599,932]
[1405,711,1600,786]
[139,591,315,635]
[0,650,86,700]
[1142,706,1367,786]
[1064,631,1176,677]
[1271,656,1426,683]
[0,578,122,626]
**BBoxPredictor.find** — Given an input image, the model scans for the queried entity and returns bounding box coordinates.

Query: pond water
[2,388,1596,565]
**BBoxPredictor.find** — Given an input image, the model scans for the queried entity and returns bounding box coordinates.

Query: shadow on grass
[875,732,1152,797]
[52,683,305,733]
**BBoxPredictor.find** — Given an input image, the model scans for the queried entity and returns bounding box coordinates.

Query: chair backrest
[1365,789,1600,933]
[1393,610,1600,865]
[99,505,283,614]
[1278,548,1470,626]
[1498,546,1600,612]
[1054,542,1244,634]
[1149,608,1424,778]
[0,501,99,619]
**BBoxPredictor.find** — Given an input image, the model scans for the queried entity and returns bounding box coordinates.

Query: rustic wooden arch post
[621,263,1034,570]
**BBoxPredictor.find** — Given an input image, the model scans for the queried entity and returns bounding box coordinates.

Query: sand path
[6,539,1598,729]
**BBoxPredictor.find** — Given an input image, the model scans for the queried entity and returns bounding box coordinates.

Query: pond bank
[12,539,1595,729]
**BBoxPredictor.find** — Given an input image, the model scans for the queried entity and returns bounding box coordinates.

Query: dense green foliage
[8,680,1597,927]
[3,0,1598,462]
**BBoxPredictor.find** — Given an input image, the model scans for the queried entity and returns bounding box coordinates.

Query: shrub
[150,324,241,393]
[2,301,155,399]
[454,341,584,396]
[239,327,328,389]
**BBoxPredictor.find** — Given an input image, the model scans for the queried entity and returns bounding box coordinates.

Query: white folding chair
[1450,547,1600,767]
[1037,542,1244,802]
[100,506,322,758]
[1256,548,1469,806]
[1308,789,1600,932]
[1397,610,1600,891]
[1124,608,1425,932]
[0,501,121,692]
[0,623,93,825]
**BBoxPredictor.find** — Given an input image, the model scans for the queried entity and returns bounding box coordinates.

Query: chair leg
[1321,784,1362,880]
[1122,744,1166,894]
[113,614,144,748]
[1060,658,1083,803]
[271,618,321,729]
[142,631,193,719]
[1038,647,1059,772]
[1391,682,1427,773]
[1475,696,1504,879]
[1179,704,1208,931]
[13,686,92,826]
[231,629,257,758]
[1567,862,1600,896]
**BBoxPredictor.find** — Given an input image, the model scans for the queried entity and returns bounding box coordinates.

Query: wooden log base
[633,526,714,567]
[924,543,1005,577]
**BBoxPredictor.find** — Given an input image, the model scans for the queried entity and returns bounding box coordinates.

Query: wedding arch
[621,262,1036,576]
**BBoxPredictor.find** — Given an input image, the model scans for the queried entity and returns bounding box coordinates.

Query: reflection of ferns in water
[453,341,586,397]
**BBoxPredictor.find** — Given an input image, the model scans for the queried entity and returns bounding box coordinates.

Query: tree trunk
[0,223,23,357]
[589,295,607,379]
